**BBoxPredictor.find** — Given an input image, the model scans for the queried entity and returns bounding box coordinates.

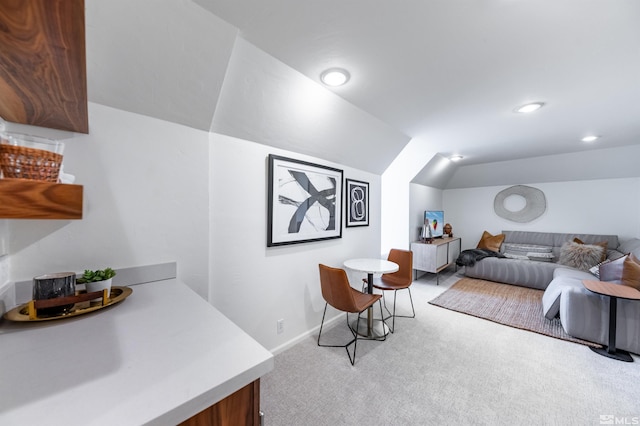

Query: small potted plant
[77,268,116,300]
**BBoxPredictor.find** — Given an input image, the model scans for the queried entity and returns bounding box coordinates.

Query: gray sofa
[464,230,622,290]
[463,230,640,354]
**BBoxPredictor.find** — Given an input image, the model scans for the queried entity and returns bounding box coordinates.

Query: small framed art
[267,154,343,246]
[345,178,369,227]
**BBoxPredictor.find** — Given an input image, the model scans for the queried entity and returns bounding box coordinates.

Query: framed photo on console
[345,178,369,227]
[267,154,343,246]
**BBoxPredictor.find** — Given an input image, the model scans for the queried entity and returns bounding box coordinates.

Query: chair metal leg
[317,301,386,365]
[380,288,416,333]
[398,288,416,319]
[377,299,387,342]
[317,303,359,365]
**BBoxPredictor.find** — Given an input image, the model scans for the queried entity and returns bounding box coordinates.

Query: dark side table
[582,280,640,362]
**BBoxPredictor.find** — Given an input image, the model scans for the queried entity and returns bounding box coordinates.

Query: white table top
[0,278,274,425]
[344,258,399,275]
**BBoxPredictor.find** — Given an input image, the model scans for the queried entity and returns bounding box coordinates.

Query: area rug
[429,278,601,348]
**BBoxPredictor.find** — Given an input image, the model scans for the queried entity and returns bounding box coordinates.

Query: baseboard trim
[270,311,343,355]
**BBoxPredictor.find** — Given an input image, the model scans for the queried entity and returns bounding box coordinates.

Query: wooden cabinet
[180,380,261,426]
[0,179,83,219]
[411,237,461,283]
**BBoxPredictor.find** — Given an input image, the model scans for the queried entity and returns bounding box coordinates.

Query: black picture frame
[267,154,343,247]
[345,178,369,227]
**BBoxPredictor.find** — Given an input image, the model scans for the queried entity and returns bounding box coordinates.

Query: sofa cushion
[543,269,591,319]
[618,238,640,259]
[542,280,564,319]
[552,267,594,280]
[465,256,561,290]
[558,241,605,271]
[477,231,505,253]
[621,253,640,290]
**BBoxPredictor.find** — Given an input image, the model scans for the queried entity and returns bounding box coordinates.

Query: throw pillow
[558,241,605,271]
[526,252,555,262]
[502,243,552,255]
[598,255,626,283]
[573,238,608,262]
[502,243,554,262]
[476,231,505,253]
[621,253,640,290]
[503,253,529,260]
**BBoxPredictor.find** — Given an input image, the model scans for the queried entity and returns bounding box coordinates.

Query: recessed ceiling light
[515,102,545,113]
[581,135,599,142]
[320,68,350,86]
[450,155,463,162]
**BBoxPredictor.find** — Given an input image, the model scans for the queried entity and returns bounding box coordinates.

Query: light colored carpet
[428,277,601,348]
[261,269,640,425]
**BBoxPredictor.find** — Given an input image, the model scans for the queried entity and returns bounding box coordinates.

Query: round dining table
[343,258,399,339]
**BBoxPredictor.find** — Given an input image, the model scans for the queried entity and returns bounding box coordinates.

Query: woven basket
[0,144,64,182]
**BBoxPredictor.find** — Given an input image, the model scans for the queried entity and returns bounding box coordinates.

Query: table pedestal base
[590,346,633,362]
[581,282,640,363]
[351,318,388,340]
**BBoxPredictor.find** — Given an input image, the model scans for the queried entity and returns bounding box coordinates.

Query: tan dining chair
[363,249,414,333]
[317,264,385,365]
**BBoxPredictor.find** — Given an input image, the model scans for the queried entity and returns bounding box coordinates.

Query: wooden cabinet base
[179,379,260,426]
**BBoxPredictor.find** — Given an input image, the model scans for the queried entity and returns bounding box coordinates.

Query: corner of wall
[0,219,7,258]
[0,254,14,317]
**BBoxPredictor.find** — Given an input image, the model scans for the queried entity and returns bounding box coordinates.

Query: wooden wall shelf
[0,0,88,133]
[0,179,83,219]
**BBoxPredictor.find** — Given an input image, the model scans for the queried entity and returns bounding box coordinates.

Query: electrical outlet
[277,319,284,334]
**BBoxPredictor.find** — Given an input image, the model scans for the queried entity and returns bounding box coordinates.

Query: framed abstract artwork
[345,179,369,227]
[267,154,343,246]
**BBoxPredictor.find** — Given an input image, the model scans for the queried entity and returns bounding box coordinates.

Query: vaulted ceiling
[85,0,640,187]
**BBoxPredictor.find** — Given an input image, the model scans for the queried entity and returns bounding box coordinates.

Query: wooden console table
[411,237,461,285]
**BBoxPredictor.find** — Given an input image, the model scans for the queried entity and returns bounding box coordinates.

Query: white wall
[409,183,443,241]
[381,137,438,255]
[443,178,640,251]
[7,103,211,298]
[211,133,381,352]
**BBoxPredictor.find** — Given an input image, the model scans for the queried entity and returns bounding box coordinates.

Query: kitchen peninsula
[0,269,273,425]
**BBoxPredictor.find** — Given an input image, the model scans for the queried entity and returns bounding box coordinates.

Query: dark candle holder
[33,272,76,316]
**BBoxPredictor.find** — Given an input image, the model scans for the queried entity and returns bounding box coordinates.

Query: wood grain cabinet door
[179,380,261,426]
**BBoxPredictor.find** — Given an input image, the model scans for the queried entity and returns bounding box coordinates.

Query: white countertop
[0,278,274,425]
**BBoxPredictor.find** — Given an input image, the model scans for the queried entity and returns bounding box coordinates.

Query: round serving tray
[3,286,133,322]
